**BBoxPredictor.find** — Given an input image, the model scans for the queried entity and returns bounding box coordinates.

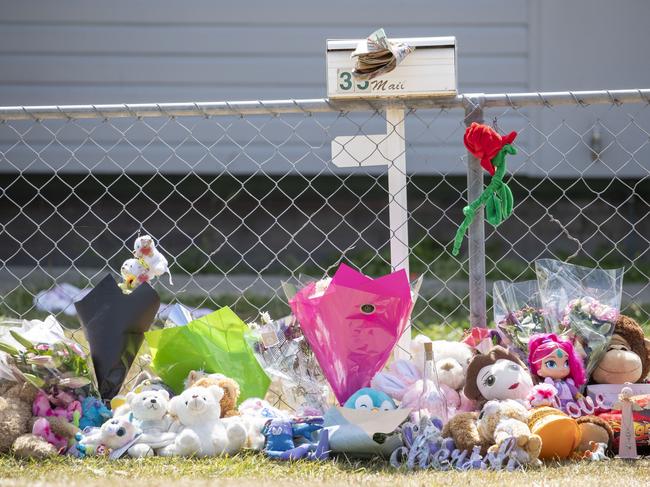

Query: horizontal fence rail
[0,89,648,120]
[1,88,649,394]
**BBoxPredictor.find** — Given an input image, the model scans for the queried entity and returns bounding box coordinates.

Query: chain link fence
[1,90,649,364]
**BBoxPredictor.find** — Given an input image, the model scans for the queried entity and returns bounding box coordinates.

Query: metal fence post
[464,96,487,328]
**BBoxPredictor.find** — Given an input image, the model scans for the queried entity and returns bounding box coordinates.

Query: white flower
[311,278,332,298]
[26,355,57,367]
[58,376,91,389]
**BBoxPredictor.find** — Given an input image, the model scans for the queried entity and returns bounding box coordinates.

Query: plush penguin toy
[343,387,396,411]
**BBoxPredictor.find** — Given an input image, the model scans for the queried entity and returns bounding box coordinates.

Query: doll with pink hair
[528,333,586,409]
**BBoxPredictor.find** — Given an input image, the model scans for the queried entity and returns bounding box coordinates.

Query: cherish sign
[390,419,523,472]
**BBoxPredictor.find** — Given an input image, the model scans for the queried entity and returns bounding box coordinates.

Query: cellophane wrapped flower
[246,313,331,416]
[287,264,414,405]
[0,316,97,396]
[561,296,619,328]
[496,305,548,360]
[493,280,548,360]
[536,259,623,377]
[558,296,618,373]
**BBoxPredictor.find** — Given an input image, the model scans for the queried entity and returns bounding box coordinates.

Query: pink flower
[527,383,558,408]
[462,327,491,347]
[35,344,50,352]
[463,327,495,354]
[68,342,85,358]
[563,296,618,323]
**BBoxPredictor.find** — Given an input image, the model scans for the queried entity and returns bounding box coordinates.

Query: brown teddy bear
[442,411,489,455]
[0,381,77,459]
[591,315,650,384]
[444,346,536,456]
[185,370,240,418]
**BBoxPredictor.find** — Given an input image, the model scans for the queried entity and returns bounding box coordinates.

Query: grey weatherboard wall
[0,0,649,176]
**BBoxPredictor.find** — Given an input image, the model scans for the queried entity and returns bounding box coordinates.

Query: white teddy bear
[133,235,172,284]
[158,385,247,457]
[126,389,177,458]
[118,235,172,292]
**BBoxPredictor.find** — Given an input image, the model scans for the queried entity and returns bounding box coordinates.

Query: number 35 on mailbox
[326,36,457,100]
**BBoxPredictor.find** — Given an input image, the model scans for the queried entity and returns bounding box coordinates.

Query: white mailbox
[326,36,457,100]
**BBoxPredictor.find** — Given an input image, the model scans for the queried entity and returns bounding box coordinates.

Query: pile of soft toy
[0,254,649,471]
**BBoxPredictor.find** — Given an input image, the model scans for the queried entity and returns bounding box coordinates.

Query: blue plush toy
[262,418,329,461]
[79,396,113,430]
[343,387,396,411]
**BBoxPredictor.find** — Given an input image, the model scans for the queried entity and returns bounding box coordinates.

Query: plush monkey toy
[591,315,650,384]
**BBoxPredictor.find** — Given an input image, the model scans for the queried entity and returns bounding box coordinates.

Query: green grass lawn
[0,454,649,487]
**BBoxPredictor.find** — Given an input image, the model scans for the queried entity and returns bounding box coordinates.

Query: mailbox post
[327,35,458,359]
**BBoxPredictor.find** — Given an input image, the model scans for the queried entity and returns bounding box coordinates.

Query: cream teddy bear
[408,334,475,412]
[126,389,177,458]
[477,399,542,466]
[0,381,61,459]
[119,258,151,292]
[411,334,473,391]
[158,385,247,457]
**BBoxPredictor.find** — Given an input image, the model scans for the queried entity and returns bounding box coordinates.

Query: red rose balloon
[463,122,517,175]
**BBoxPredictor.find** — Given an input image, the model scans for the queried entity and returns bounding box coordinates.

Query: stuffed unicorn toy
[372,335,475,420]
[371,359,474,421]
